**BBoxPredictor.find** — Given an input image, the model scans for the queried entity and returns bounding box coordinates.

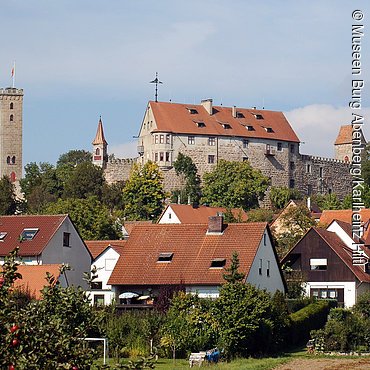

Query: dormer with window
[246,125,255,131]
[222,123,232,129]
[157,252,174,263]
[236,112,244,118]
[264,127,274,133]
[187,107,198,115]
[194,121,206,128]
[253,113,264,120]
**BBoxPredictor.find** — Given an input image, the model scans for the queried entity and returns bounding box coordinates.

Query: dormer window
[195,121,206,128]
[222,123,232,129]
[210,258,226,268]
[246,125,255,131]
[187,108,198,114]
[20,228,39,241]
[157,252,173,263]
[264,127,274,133]
[236,112,244,118]
[253,114,264,120]
[0,232,7,241]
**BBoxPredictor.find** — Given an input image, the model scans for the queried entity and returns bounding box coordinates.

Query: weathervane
[149,72,163,102]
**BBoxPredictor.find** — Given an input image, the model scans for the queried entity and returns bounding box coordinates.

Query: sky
[1,0,369,166]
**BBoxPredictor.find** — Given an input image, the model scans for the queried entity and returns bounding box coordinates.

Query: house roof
[334,125,352,145]
[0,215,68,257]
[85,240,126,260]
[123,221,153,236]
[160,204,248,223]
[148,101,300,143]
[314,228,370,283]
[108,222,269,286]
[0,264,62,299]
[92,117,107,145]
[328,219,354,239]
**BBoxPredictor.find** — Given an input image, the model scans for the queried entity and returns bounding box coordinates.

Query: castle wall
[335,144,352,162]
[104,158,136,184]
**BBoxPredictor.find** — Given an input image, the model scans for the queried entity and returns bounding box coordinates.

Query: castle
[0,86,357,203]
[93,99,355,201]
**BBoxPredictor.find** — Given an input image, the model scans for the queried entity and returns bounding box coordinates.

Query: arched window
[6,156,11,164]
[95,148,100,155]
[12,156,16,164]
[9,114,14,122]
[10,172,16,183]
[10,102,14,109]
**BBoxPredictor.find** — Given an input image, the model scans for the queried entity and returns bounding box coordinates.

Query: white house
[0,215,91,289]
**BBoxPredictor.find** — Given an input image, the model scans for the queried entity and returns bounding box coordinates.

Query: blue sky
[1,1,369,165]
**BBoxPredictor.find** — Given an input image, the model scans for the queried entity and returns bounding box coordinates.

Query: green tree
[223,252,245,283]
[0,249,99,369]
[63,161,105,199]
[172,153,201,204]
[0,175,17,215]
[312,193,341,210]
[269,186,302,210]
[247,208,274,222]
[44,196,122,240]
[201,160,269,210]
[123,161,166,221]
[102,181,126,212]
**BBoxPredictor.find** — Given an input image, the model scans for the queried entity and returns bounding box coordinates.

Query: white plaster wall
[86,291,116,306]
[92,247,120,290]
[186,285,220,298]
[305,281,356,308]
[158,205,181,224]
[246,229,286,294]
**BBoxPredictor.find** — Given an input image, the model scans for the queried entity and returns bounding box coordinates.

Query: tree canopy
[123,161,166,221]
[201,160,269,210]
[269,186,302,210]
[0,176,17,215]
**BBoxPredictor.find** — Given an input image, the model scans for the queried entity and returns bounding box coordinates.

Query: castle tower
[92,116,108,168]
[334,125,366,162]
[0,87,23,186]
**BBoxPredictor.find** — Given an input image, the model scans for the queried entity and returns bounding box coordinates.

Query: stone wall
[335,143,352,162]
[104,158,136,183]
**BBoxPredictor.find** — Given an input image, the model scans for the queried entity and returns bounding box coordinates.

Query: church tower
[92,116,108,168]
[0,87,23,186]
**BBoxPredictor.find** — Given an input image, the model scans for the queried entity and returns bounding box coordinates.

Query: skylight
[157,252,174,263]
[20,228,39,241]
[210,258,226,268]
[0,232,7,241]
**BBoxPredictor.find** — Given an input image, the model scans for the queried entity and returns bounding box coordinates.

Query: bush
[289,300,334,345]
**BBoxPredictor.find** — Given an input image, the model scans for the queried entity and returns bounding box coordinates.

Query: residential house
[282,222,370,307]
[0,215,92,289]
[108,215,286,306]
[158,204,248,224]
[85,240,126,305]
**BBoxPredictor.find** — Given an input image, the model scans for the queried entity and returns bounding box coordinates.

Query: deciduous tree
[0,175,17,215]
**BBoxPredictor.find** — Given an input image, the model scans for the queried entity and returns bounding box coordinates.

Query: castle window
[319,167,323,178]
[6,156,11,164]
[154,135,159,144]
[290,144,295,153]
[9,114,14,122]
[306,164,311,173]
[243,139,248,148]
[10,102,14,109]
[208,155,215,164]
[11,156,16,164]
[154,153,158,162]
[277,142,282,151]
[290,161,295,170]
[166,152,170,162]
[208,137,216,146]
[159,135,164,144]
[307,184,312,196]
[95,148,100,155]
[188,136,195,145]
[166,134,170,144]
[159,152,164,161]
[289,179,295,188]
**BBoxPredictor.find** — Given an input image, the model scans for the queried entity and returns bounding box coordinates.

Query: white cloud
[285,104,370,158]
[109,141,138,159]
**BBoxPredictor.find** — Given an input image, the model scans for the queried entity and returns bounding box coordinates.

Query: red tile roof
[161,204,248,223]
[334,125,352,145]
[85,240,126,260]
[314,228,370,283]
[108,222,268,286]
[123,221,153,236]
[0,215,68,257]
[92,117,107,145]
[149,101,300,143]
[0,264,61,299]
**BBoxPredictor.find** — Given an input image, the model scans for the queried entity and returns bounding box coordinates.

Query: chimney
[232,105,237,118]
[207,213,224,234]
[307,197,311,211]
[201,98,213,115]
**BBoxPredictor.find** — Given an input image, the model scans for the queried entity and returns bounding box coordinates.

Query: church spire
[92,116,108,168]
[92,116,107,145]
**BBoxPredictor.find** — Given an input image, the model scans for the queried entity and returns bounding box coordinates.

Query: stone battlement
[301,154,348,164]
[0,88,24,95]
[108,157,137,165]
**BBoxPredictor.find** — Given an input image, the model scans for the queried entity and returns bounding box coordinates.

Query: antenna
[149,72,163,102]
